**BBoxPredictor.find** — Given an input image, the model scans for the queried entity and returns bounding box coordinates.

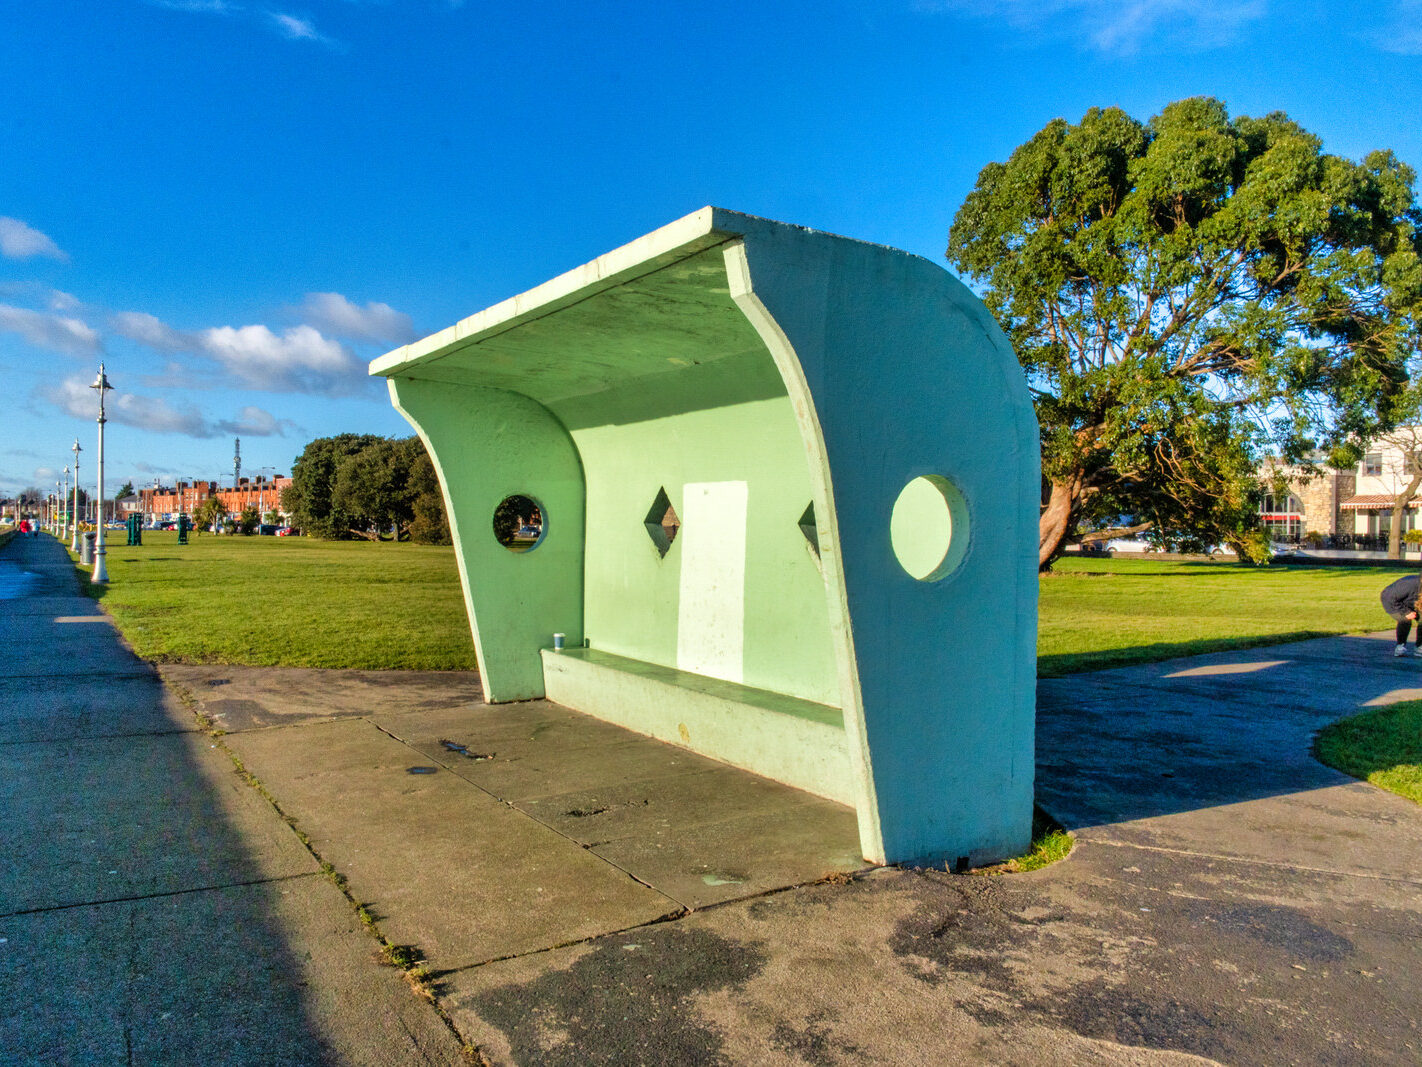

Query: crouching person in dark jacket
[1380,573,1422,657]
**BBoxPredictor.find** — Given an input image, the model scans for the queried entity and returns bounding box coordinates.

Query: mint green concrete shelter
[371,208,1039,867]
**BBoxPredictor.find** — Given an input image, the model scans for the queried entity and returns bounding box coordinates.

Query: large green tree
[284,434,449,542]
[333,437,420,540]
[948,97,1422,568]
[283,433,385,538]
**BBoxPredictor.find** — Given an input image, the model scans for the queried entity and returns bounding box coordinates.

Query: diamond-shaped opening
[798,501,820,558]
[645,488,680,558]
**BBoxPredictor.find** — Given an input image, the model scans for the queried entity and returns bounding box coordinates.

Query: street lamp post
[91,365,113,583]
[62,465,70,540]
[71,440,82,552]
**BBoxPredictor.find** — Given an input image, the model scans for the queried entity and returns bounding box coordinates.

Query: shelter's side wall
[734,220,1040,866]
[572,393,840,707]
[388,378,586,702]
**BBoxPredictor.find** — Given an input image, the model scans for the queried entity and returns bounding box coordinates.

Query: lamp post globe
[90,365,112,584]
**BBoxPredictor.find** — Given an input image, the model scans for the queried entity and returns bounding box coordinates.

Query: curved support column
[726,222,1040,867]
[389,377,585,702]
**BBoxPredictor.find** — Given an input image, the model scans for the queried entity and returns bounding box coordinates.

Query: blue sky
[2,0,1419,496]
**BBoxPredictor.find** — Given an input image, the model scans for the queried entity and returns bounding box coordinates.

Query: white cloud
[220,404,296,436]
[297,292,417,344]
[43,376,289,438]
[146,0,240,12]
[0,217,68,261]
[111,310,198,354]
[199,323,366,395]
[0,304,100,356]
[1370,0,1422,54]
[48,290,81,311]
[269,12,336,44]
[915,0,1268,53]
[107,309,368,395]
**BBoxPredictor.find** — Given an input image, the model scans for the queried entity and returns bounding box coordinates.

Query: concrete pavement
[0,533,468,1065]
[6,527,1422,1064]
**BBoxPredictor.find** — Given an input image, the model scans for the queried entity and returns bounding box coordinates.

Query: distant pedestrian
[1379,573,1422,657]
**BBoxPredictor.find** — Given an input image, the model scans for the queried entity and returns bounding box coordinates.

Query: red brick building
[136,476,291,523]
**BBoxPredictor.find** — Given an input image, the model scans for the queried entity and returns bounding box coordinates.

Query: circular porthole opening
[890,475,968,581]
[493,494,545,553]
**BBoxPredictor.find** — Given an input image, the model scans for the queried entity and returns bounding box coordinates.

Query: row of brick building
[121,476,293,523]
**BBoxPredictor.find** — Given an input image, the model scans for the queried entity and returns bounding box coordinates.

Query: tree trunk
[1039,475,1082,570]
[1386,471,1422,560]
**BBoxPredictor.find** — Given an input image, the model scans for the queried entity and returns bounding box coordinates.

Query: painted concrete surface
[373,208,1040,868]
[541,646,853,804]
[0,535,468,1065]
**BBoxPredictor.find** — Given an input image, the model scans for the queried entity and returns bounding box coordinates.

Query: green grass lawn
[67,533,1408,674]
[1039,556,1397,675]
[1314,702,1422,806]
[80,531,477,670]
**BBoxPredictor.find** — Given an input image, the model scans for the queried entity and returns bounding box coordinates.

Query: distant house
[1261,426,1422,545]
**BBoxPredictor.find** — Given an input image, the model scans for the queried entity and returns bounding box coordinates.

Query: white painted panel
[677,481,748,683]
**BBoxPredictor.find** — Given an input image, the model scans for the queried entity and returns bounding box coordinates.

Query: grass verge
[974,807,1073,874]
[1314,701,1422,806]
[74,531,477,670]
[1039,557,1401,676]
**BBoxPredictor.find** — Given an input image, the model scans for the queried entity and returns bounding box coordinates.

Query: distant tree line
[281,434,450,543]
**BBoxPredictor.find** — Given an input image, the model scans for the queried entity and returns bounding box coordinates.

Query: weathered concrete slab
[376,699,655,756]
[445,845,1422,1066]
[516,765,839,845]
[430,736,728,803]
[2,876,466,1066]
[0,729,318,913]
[223,718,684,968]
[590,799,865,909]
[160,663,485,731]
[170,677,864,927]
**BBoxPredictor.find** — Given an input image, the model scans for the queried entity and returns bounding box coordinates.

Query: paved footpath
[5,528,1422,1064]
[0,533,468,1065]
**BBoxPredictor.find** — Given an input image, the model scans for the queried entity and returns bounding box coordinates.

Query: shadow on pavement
[1036,632,1422,830]
[0,534,459,1064]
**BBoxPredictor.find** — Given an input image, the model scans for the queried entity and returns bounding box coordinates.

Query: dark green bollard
[177,514,189,545]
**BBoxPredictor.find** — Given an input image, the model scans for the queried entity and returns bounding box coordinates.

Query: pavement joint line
[0,727,197,746]
[1083,837,1422,887]
[440,864,885,975]
[0,871,320,919]
[163,693,482,1056]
